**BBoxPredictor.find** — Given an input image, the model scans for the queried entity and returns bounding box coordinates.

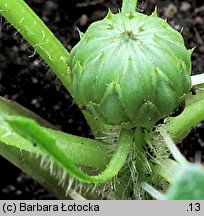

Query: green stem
[150,87,204,185]
[152,159,180,185]
[7,117,134,183]
[134,127,149,180]
[164,87,204,142]
[0,96,111,170]
[122,0,138,13]
[0,0,72,94]
[0,143,69,199]
[0,143,103,199]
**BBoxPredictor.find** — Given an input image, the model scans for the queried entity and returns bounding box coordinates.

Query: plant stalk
[122,0,138,13]
[164,86,204,142]
[0,143,69,199]
[0,0,72,94]
[7,117,134,183]
[0,96,111,170]
[0,97,112,199]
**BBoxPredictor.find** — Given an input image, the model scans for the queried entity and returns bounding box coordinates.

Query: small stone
[199,45,204,54]
[79,14,89,26]
[8,185,16,191]
[45,1,58,11]
[31,77,38,84]
[194,16,204,25]
[15,190,22,195]
[180,2,191,12]
[12,45,18,52]
[20,43,28,51]
[91,10,107,21]
[31,98,40,108]
[164,4,178,18]
[1,188,9,193]
[33,60,40,66]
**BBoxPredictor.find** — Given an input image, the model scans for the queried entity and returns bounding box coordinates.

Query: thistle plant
[0,0,204,200]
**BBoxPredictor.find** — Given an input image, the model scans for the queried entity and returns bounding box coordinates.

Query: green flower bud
[70,10,192,129]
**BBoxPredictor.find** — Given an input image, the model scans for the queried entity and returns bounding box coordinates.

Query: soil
[0,0,204,199]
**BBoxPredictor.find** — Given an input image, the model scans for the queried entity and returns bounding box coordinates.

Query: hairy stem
[0,0,72,94]
[0,97,111,199]
[164,86,204,142]
[122,0,138,13]
[0,143,69,199]
[0,96,111,170]
[7,116,134,183]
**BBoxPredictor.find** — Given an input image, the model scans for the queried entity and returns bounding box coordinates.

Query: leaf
[6,116,133,183]
[0,96,50,154]
[0,96,111,169]
[0,97,110,198]
[146,127,204,200]
[164,163,204,200]
[161,127,204,200]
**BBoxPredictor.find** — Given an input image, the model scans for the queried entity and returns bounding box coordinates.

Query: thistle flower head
[70,11,192,128]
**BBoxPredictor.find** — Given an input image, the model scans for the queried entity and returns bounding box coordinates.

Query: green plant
[0,0,204,200]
